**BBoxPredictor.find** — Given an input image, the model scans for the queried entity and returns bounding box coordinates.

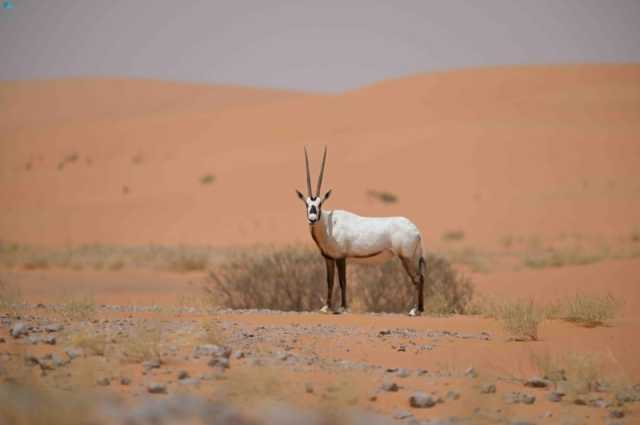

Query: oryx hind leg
[400,255,425,317]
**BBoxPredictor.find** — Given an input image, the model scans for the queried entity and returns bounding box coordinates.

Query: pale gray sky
[1,0,639,92]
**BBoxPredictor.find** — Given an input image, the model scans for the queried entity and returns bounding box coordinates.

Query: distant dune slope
[1,64,639,247]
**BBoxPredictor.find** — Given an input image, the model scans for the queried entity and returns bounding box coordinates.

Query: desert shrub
[345,254,473,314]
[206,247,473,314]
[204,245,326,311]
[562,293,621,327]
[496,299,545,341]
[200,174,216,184]
[366,190,398,203]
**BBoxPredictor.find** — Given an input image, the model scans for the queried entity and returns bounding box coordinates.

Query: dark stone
[409,391,436,408]
[480,383,496,394]
[524,376,550,388]
[381,382,399,392]
[147,382,167,394]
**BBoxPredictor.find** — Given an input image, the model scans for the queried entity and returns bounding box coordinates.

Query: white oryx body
[310,209,424,267]
[296,147,427,316]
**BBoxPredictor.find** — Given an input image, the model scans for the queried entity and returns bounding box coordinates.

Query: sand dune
[1,64,639,247]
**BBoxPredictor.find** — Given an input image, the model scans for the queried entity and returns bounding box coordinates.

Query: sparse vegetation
[205,246,473,314]
[0,242,218,272]
[562,293,621,327]
[167,246,211,272]
[523,245,608,269]
[200,173,216,184]
[441,230,465,242]
[366,189,398,204]
[443,246,492,273]
[59,294,97,322]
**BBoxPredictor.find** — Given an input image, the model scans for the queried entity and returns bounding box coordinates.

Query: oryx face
[297,194,331,224]
[296,146,332,225]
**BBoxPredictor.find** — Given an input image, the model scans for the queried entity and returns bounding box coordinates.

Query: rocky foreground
[1,304,639,425]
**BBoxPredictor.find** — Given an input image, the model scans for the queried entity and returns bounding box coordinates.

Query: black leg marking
[325,257,335,309]
[337,258,347,310]
[401,257,424,313]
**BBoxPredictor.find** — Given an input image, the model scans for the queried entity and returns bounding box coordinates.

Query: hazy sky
[1,1,639,91]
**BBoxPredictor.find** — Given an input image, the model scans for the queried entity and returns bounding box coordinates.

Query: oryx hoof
[333,306,347,315]
[408,307,422,317]
[319,305,331,314]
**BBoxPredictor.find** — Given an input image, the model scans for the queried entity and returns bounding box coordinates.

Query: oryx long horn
[316,146,327,197]
[304,146,313,197]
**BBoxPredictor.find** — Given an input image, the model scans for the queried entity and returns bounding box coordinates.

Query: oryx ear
[322,189,332,202]
[296,190,306,201]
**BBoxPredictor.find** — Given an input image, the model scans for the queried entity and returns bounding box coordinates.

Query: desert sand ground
[1,64,640,424]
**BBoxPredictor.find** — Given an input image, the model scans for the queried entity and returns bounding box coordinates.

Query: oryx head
[296,146,332,225]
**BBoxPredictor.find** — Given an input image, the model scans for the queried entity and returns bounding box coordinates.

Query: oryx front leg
[335,258,348,314]
[320,257,336,314]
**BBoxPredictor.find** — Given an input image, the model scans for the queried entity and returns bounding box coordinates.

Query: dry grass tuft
[120,322,162,363]
[562,293,622,327]
[65,325,108,356]
[493,299,545,341]
[532,351,605,395]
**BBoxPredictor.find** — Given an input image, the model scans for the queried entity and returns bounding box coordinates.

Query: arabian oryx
[296,147,426,316]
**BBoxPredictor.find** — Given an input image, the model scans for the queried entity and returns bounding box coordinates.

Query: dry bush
[562,293,621,327]
[206,246,473,314]
[205,245,326,311]
[366,189,398,203]
[65,325,107,356]
[495,299,545,341]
